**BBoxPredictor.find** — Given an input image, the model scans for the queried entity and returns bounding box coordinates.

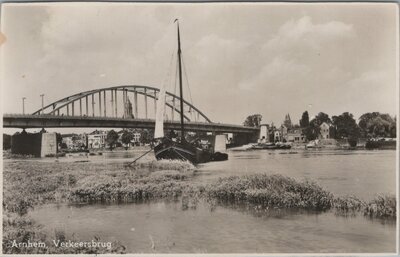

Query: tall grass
[203,174,333,211]
[364,195,396,218]
[332,195,396,219]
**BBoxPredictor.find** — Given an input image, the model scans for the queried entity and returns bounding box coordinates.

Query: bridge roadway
[3,114,259,134]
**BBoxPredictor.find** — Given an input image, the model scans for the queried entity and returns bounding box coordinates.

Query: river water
[28,149,397,253]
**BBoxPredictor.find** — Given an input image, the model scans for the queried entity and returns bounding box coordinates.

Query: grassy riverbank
[3,159,396,253]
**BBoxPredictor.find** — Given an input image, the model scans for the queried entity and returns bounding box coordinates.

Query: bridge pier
[72,101,74,116]
[67,104,69,116]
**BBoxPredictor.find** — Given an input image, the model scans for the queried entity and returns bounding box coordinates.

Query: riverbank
[3,159,396,253]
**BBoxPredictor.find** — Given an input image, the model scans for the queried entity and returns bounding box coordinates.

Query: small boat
[251,142,291,150]
[153,20,228,164]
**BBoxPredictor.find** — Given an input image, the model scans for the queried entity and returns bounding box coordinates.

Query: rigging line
[181,53,194,108]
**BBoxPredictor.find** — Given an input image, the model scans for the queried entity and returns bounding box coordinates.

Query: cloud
[264,16,354,52]
[238,16,354,91]
[238,57,311,90]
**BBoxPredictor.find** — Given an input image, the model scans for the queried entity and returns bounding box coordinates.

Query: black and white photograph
[1,2,398,254]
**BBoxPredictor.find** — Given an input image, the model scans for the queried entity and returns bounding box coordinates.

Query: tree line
[244,111,397,141]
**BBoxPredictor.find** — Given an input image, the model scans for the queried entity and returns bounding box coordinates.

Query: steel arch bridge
[32,85,211,123]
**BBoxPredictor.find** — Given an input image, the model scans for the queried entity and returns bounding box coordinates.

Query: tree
[243,114,262,127]
[358,112,396,138]
[311,112,331,126]
[305,112,332,140]
[299,111,310,128]
[121,130,133,149]
[332,112,360,146]
[106,130,119,151]
[390,116,397,138]
[140,129,153,144]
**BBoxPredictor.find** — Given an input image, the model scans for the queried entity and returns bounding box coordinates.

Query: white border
[0,2,399,256]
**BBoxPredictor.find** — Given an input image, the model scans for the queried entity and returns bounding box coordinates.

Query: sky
[1,3,398,134]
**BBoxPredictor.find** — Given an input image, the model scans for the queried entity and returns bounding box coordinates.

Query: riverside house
[88,130,107,149]
[287,129,306,143]
[319,122,335,139]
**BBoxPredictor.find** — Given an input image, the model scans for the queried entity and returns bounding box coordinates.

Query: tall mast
[176,20,185,140]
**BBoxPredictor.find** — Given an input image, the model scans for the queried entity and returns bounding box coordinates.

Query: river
[28,149,397,253]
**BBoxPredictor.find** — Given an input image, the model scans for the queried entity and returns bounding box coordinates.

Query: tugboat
[153,20,228,164]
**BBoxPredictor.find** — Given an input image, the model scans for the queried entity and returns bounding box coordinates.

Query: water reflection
[29,200,396,253]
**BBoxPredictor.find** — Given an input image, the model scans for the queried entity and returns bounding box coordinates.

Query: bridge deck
[3,114,259,134]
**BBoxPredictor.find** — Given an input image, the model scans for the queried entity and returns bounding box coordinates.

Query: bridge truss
[32,85,211,123]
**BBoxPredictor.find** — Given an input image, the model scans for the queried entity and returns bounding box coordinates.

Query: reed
[203,174,334,211]
[364,195,396,218]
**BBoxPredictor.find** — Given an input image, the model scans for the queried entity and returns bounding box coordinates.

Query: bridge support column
[72,101,74,116]
[103,90,106,117]
[79,98,82,116]
[86,96,88,116]
[115,89,118,118]
[134,91,138,119]
[111,90,114,117]
[67,104,69,116]
[123,89,126,118]
[144,88,148,119]
[98,91,102,117]
[91,94,95,117]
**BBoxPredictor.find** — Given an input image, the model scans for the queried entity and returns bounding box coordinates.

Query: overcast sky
[1,3,398,133]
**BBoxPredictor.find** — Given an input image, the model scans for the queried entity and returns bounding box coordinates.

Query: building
[123,98,134,119]
[62,133,87,150]
[118,129,144,147]
[283,113,292,128]
[132,132,141,143]
[88,130,107,149]
[287,129,306,143]
[274,130,282,142]
[280,125,288,141]
[62,134,74,149]
[258,124,270,143]
[319,122,335,139]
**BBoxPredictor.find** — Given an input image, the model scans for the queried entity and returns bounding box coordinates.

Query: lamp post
[22,97,26,114]
[40,94,45,114]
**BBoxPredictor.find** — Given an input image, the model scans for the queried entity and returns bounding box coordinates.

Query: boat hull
[154,138,212,164]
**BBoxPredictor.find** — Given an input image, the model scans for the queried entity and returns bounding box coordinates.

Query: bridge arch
[32,85,211,123]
